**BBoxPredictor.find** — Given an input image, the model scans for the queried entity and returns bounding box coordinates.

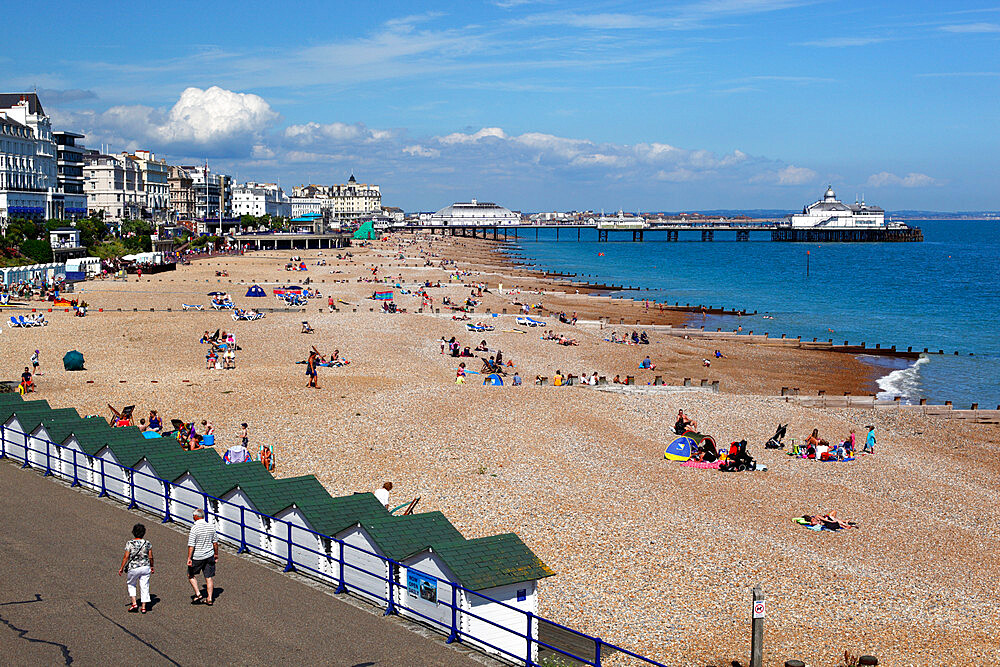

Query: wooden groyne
[781,394,1000,424]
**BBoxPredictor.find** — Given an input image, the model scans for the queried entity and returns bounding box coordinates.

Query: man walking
[187,509,218,605]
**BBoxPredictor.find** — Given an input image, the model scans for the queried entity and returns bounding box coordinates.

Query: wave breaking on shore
[874,355,929,403]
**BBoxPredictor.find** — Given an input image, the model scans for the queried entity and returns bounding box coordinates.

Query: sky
[3,0,998,211]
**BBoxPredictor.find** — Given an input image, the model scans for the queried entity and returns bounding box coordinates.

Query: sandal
[128,603,139,613]
[141,606,147,614]
[204,599,213,606]
[191,596,205,605]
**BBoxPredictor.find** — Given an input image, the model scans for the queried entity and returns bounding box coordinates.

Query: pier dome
[823,185,836,201]
[430,198,520,226]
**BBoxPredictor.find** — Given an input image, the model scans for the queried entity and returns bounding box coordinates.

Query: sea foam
[876,356,929,404]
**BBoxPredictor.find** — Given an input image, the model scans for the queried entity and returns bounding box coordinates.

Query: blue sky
[3,0,998,211]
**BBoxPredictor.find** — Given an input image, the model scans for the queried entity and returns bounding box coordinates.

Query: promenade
[0,460,478,666]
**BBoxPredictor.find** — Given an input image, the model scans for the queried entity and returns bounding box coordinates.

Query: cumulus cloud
[867,172,939,188]
[52,86,278,157]
[402,144,440,158]
[284,121,394,144]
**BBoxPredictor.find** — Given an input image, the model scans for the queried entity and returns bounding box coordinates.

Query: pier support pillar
[702,230,714,242]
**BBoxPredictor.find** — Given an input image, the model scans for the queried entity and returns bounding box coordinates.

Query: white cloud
[151,86,278,145]
[940,22,1000,33]
[797,36,888,47]
[284,121,393,144]
[403,144,440,158]
[777,165,817,185]
[52,86,278,156]
[867,172,939,188]
[438,127,508,144]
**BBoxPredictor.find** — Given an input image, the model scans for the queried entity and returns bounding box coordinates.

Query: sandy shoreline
[3,237,998,667]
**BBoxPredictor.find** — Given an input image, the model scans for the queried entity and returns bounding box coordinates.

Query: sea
[503,220,999,408]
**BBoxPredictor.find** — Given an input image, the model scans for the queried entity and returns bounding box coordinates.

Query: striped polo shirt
[187,519,217,560]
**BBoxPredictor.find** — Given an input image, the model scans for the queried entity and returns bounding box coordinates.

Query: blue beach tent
[664,436,696,461]
[483,373,504,386]
[245,284,267,297]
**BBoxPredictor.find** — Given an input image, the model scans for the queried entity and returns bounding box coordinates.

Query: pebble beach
[3,235,998,667]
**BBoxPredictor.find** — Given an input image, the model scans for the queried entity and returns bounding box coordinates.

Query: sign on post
[752,599,766,619]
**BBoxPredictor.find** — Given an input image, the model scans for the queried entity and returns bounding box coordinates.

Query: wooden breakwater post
[750,585,765,667]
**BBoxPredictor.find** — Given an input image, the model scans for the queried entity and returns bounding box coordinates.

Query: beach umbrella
[207,291,226,296]
[62,350,85,371]
[664,436,695,461]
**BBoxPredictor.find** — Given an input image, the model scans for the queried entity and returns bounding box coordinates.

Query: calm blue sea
[505,220,999,408]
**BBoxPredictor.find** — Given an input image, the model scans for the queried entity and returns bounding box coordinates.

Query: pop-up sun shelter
[245,284,267,297]
[664,436,695,461]
[483,373,504,386]
[62,350,85,371]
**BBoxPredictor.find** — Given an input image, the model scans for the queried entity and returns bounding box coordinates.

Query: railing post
[238,506,248,553]
[335,540,346,594]
[128,469,136,509]
[44,439,52,476]
[98,457,107,497]
[523,610,532,665]
[384,563,397,615]
[447,585,459,644]
[163,480,172,523]
[71,449,79,487]
[284,521,295,572]
[0,426,5,459]
[594,637,603,667]
[21,434,30,468]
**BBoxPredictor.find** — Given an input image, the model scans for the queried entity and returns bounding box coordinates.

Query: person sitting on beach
[21,367,35,393]
[714,349,726,359]
[609,331,620,343]
[674,409,697,434]
[481,356,497,374]
[475,340,488,352]
[148,411,162,433]
[612,374,622,384]
[461,346,473,357]
[691,438,719,463]
[512,372,522,386]
[639,356,655,370]
[494,349,504,367]
[703,358,711,367]
[630,331,640,344]
[456,362,466,384]
[138,418,148,432]
[552,370,565,387]
[301,321,314,334]
[804,429,825,459]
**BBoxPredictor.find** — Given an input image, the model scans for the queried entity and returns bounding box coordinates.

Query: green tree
[20,238,53,263]
[91,240,129,260]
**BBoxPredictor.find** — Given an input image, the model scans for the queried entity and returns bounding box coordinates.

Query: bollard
[784,661,805,667]
[625,375,634,386]
[781,387,789,396]
[971,403,978,410]
[817,390,825,396]
[711,380,719,392]
[683,378,691,387]
[945,400,952,407]
[750,586,764,667]
[919,398,927,405]
[700,379,709,386]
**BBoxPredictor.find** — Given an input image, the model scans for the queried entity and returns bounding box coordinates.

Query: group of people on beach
[200,330,238,370]
[795,426,876,460]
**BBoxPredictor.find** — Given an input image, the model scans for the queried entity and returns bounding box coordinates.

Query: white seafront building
[429,199,520,226]
[231,182,291,218]
[788,186,890,228]
[0,94,58,228]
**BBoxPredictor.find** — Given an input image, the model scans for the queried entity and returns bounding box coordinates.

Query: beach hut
[245,284,267,298]
[333,511,464,607]
[399,534,555,664]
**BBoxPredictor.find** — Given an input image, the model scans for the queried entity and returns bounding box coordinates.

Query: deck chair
[7,316,20,328]
[389,497,420,515]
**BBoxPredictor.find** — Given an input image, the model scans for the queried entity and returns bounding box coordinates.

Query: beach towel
[374,291,393,300]
[680,460,722,469]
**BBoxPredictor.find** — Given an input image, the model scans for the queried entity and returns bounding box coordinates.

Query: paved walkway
[0,460,478,666]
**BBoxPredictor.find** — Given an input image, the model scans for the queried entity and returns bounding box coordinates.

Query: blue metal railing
[0,424,666,667]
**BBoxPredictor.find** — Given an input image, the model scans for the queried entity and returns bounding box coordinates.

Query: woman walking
[118,523,154,614]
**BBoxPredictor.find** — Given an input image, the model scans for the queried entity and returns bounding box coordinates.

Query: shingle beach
[5,235,998,667]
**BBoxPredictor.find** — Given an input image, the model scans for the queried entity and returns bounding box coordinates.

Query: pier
[389,221,923,242]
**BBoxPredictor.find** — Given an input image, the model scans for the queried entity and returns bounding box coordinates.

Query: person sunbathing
[805,511,855,530]
[557,334,578,346]
[475,340,488,351]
